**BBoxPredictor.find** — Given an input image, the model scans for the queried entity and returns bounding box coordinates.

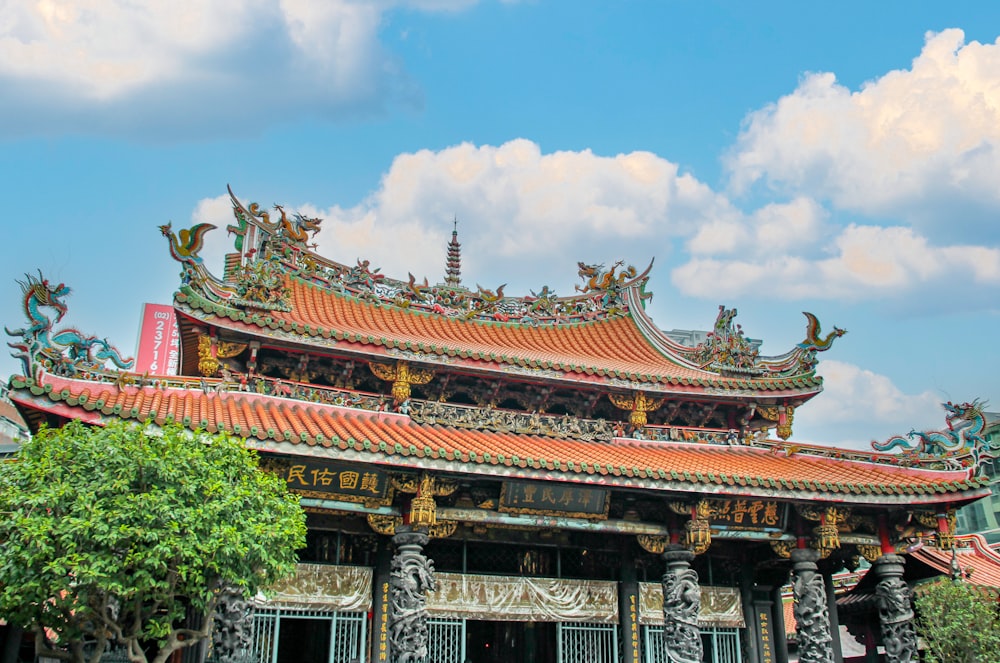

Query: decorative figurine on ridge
[6,271,134,378]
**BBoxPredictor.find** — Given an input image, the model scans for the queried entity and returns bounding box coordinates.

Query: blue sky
[1,1,998,449]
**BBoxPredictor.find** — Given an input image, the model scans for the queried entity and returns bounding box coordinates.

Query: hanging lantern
[685,518,711,555]
[684,501,713,555]
[409,493,437,528]
[813,520,839,558]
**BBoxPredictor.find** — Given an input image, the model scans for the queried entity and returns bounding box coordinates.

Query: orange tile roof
[10,372,987,506]
[175,282,822,393]
[910,534,1000,589]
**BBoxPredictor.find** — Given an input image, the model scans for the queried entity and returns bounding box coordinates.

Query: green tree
[0,419,307,663]
[914,577,1000,662]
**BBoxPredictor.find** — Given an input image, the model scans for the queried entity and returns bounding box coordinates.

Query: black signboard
[266,457,389,502]
[710,499,784,530]
[499,481,609,519]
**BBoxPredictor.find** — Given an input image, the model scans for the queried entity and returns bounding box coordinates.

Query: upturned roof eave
[173,289,825,398]
[8,370,986,506]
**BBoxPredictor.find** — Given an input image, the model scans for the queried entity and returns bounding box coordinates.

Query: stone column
[212,586,256,663]
[661,545,702,663]
[791,548,834,663]
[388,526,436,663]
[872,554,918,663]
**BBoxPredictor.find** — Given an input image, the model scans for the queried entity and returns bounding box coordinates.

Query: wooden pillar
[371,537,394,663]
[619,543,641,663]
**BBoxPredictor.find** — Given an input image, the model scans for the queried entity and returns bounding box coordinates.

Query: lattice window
[558,622,618,663]
[421,617,466,663]
[425,538,465,572]
[643,625,743,663]
[251,609,367,663]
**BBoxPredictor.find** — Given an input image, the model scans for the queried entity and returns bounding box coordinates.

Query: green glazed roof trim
[175,285,824,392]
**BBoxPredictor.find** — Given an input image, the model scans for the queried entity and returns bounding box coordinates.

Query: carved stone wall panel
[260,563,373,612]
[637,583,744,627]
[426,573,618,623]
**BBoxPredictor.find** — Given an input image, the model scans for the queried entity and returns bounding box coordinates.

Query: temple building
[5,188,995,663]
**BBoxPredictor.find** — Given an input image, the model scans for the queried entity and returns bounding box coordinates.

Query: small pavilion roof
[9,372,988,507]
[909,533,1000,589]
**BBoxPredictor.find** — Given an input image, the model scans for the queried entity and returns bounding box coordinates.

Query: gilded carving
[370,360,434,404]
[857,544,883,563]
[771,540,794,559]
[759,405,796,440]
[198,335,219,377]
[367,514,402,536]
[637,534,667,555]
[608,391,665,428]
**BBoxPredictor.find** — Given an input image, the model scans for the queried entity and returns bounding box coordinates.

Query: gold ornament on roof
[198,335,218,377]
[369,360,434,405]
[197,336,246,377]
[759,405,795,440]
[685,518,712,555]
[798,506,846,555]
[608,391,665,428]
[771,540,794,559]
[391,473,458,531]
[678,499,716,555]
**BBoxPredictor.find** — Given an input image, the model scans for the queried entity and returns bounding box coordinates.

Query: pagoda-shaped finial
[444,216,462,287]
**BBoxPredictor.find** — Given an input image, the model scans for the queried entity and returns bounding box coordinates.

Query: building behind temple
[5,188,995,663]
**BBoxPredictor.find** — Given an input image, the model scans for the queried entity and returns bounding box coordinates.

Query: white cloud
[793,360,945,450]
[686,197,825,257]
[726,29,1000,241]
[0,0,473,136]
[189,140,1000,309]
[298,139,735,290]
[673,223,1000,302]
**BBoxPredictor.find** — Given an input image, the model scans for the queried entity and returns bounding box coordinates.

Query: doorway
[464,620,557,663]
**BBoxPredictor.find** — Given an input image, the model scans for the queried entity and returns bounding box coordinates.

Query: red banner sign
[133,303,179,376]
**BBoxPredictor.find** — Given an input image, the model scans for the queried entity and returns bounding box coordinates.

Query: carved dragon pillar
[388,527,435,663]
[381,474,457,663]
[661,545,702,663]
[791,548,835,663]
[212,585,255,663]
[872,554,918,663]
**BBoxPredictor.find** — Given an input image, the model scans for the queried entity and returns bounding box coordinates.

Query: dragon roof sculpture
[872,400,998,477]
[5,271,134,379]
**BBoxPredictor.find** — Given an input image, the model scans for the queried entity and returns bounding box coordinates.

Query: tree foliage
[0,419,307,663]
[914,578,1000,663]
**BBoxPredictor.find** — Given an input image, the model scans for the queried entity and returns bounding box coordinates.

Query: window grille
[421,617,466,663]
[252,608,367,663]
[643,625,743,663]
[558,622,618,663]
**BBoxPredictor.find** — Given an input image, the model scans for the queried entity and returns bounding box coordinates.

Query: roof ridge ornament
[872,400,998,476]
[6,271,134,378]
[676,309,845,380]
[444,216,461,287]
